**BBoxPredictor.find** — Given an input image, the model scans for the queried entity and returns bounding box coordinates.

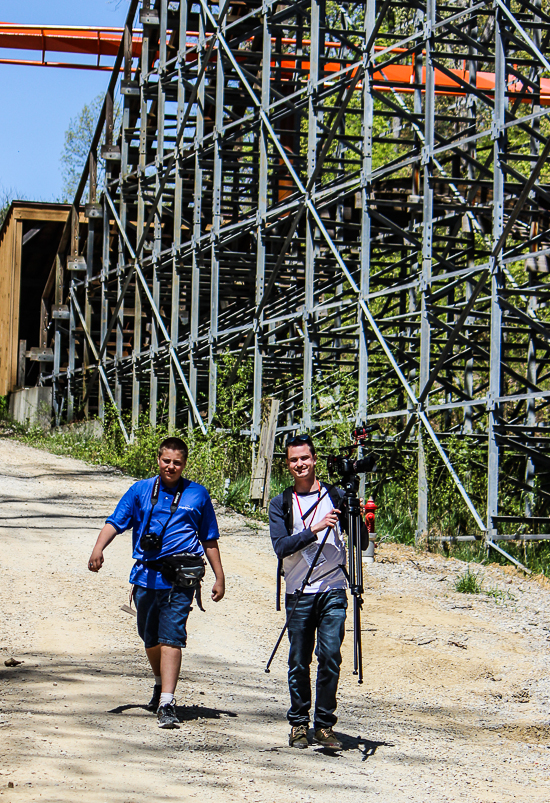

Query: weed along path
[1,439,550,802]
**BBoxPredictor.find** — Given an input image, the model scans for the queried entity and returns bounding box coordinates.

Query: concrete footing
[9,387,52,430]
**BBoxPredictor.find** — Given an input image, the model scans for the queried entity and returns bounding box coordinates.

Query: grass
[454,567,483,594]
[484,587,516,602]
[454,567,516,601]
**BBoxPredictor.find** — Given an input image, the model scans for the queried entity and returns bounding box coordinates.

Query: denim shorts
[133,585,195,649]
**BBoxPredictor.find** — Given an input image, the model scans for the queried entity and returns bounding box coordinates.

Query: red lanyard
[294,481,321,529]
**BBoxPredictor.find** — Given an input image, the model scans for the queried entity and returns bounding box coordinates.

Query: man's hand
[88,523,118,573]
[311,508,340,535]
[211,577,225,602]
[88,548,104,572]
[203,540,225,602]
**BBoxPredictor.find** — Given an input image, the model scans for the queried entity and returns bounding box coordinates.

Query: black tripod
[340,473,365,683]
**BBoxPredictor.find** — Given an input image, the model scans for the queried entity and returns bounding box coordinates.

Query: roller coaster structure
[30,0,550,563]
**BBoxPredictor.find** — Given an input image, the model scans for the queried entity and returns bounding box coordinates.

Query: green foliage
[423,436,488,538]
[221,475,250,508]
[0,188,11,228]
[455,567,483,594]
[444,541,486,565]
[214,353,253,432]
[374,479,416,545]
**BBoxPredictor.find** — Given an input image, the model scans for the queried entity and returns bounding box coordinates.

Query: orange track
[1,23,549,104]
[0,23,142,71]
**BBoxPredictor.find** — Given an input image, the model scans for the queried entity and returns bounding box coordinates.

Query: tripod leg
[355,524,364,684]
[356,596,363,684]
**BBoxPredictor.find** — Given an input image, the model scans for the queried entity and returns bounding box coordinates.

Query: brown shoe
[313,727,342,750]
[289,724,309,748]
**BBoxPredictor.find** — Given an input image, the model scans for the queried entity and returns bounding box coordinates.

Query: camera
[326,423,379,482]
[140,531,162,551]
[327,452,377,480]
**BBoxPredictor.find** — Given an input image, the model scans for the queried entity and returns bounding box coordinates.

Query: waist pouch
[145,552,206,588]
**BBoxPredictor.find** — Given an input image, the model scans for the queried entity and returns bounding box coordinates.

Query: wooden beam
[13,208,70,222]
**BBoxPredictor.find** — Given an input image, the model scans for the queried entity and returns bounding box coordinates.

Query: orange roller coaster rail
[1,22,549,105]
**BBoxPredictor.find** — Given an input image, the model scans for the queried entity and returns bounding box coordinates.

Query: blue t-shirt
[106,476,219,589]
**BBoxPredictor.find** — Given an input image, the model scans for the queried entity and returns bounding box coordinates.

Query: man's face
[157,448,186,486]
[286,444,316,483]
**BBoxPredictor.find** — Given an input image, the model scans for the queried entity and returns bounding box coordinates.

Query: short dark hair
[158,437,188,461]
[285,434,316,458]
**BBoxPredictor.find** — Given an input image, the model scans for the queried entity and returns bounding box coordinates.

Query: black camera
[140,531,163,551]
[326,423,379,482]
[327,452,377,480]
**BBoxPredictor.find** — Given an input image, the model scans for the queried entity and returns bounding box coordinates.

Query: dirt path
[0,439,549,803]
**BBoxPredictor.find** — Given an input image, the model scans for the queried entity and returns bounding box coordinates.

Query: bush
[454,567,483,594]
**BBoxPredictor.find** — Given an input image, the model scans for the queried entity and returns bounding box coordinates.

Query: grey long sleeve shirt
[269,486,346,559]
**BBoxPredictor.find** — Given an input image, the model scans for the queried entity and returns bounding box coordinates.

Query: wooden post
[249,397,280,510]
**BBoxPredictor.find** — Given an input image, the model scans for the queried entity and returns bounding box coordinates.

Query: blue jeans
[133,585,194,649]
[285,589,347,729]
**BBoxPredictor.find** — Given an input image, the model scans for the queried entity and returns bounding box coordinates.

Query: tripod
[340,474,365,683]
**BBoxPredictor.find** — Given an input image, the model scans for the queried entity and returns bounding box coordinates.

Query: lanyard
[143,475,184,543]
[294,480,321,530]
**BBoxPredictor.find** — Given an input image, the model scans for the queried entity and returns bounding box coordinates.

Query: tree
[59,94,121,203]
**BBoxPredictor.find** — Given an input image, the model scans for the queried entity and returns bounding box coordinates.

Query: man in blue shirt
[88,437,225,729]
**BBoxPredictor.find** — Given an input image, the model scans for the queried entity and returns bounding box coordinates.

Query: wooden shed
[0,201,71,396]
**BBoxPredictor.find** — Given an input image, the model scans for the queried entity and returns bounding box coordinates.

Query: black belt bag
[146,552,206,589]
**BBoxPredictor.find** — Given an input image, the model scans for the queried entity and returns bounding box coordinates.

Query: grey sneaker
[289,724,309,748]
[313,727,342,750]
[157,701,180,729]
[146,684,162,712]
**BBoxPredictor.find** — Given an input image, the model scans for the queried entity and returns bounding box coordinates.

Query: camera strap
[143,475,185,547]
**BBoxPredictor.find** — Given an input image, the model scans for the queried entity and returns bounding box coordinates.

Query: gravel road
[0,438,549,802]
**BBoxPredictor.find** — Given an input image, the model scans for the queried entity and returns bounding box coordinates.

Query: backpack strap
[276,486,294,611]
[282,485,294,533]
[276,559,283,612]
[324,483,341,510]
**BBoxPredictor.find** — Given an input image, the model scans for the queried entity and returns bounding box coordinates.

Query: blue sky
[0,0,130,202]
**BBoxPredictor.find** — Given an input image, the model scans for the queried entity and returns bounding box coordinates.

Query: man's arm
[88,523,118,572]
[269,495,340,559]
[203,540,225,602]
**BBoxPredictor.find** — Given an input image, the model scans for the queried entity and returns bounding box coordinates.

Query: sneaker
[289,724,309,748]
[313,727,342,750]
[146,684,162,712]
[157,701,180,729]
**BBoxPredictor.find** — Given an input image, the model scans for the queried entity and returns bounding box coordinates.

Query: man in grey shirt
[269,434,367,750]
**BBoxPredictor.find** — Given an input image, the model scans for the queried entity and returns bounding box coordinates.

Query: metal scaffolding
[36,0,550,559]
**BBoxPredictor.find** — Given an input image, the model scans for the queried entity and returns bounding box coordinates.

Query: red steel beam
[0,23,142,70]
